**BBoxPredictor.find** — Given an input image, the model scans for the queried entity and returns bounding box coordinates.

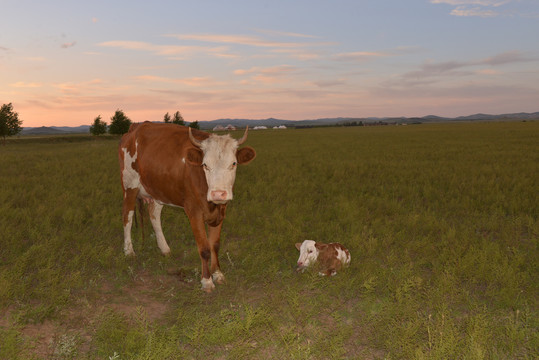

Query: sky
[1,0,538,127]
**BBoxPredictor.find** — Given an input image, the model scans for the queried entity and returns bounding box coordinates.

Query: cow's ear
[237,146,256,165]
[295,243,302,251]
[187,148,203,166]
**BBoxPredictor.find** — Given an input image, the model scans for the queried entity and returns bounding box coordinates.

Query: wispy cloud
[430,0,521,17]
[134,75,222,87]
[403,60,470,79]
[234,65,297,76]
[430,1,511,6]
[165,32,333,61]
[333,46,422,62]
[101,31,332,63]
[481,50,533,65]
[450,6,499,17]
[312,79,346,88]
[10,82,42,88]
[268,48,321,61]
[402,51,535,80]
[476,68,502,75]
[333,51,391,62]
[254,29,320,39]
[234,65,298,84]
[166,33,313,49]
[51,79,106,95]
[24,56,47,62]
[61,41,76,49]
[98,40,231,59]
[99,41,193,55]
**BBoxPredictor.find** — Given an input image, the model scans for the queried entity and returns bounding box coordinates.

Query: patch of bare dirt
[98,270,180,321]
[1,268,189,358]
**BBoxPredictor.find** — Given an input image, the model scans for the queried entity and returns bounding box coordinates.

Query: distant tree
[89,115,107,136]
[163,112,171,123]
[172,111,185,126]
[0,103,23,145]
[108,109,132,135]
[188,120,200,130]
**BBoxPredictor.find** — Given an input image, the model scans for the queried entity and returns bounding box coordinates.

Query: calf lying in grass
[295,240,351,276]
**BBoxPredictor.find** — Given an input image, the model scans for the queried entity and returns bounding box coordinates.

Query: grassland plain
[0,122,537,359]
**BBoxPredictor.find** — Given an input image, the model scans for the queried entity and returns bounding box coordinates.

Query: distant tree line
[89,109,132,136]
[90,109,199,136]
[0,103,23,145]
[339,121,364,127]
[163,111,185,125]
[163,110,199,129]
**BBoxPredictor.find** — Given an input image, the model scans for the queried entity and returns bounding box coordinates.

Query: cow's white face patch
[296,240,319,270]
[199,134,239,204]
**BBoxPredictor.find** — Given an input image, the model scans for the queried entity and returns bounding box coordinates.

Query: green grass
[1,122,538,359]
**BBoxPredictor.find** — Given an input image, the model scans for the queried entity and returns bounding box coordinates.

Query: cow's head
[295,240,320,271]
[187,127,256,204]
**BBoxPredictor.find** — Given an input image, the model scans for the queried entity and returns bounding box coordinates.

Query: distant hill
[455,112,539,121]
[21,125,90,135]
[20,112,538,134]
[198,112,539,129]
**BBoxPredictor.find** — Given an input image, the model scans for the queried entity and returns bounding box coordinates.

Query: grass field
[1,122,538,359]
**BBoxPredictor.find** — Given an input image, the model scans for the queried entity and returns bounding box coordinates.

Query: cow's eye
[202,163,210,171]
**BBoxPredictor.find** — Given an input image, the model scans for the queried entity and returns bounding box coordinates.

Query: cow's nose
[297,261,303,267]
[211,190,228,201]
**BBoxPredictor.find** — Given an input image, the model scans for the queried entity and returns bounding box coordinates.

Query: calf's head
[188,127,256,204]
[295,240,320,271]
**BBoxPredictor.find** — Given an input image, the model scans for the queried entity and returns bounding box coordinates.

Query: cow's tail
[134,197,145,243]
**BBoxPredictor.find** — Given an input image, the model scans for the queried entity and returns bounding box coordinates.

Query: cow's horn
[237,126,249,145]
[188,127,202,148]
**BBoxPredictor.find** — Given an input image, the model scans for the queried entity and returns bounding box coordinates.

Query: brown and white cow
[119,122,256,292]
[295,240,351,276]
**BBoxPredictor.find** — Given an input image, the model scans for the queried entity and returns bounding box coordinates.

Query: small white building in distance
[253,126,268,130]
[273,125,287,129]
[213,124,237,131]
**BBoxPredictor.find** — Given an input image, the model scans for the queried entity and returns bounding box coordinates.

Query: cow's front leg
[147,201,171,255]
[122,188,139,256]
[187,212,214,292]
[208,223,225,284]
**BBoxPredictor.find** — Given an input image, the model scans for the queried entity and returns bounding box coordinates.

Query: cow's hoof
[124,250,136,257]
[161,250,171,257]
[212,270,226,284]
[201,277,215,293]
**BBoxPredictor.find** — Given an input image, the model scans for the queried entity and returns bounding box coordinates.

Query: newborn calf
[295,240,351,276]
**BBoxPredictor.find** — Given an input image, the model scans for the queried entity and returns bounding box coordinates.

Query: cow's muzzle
[209,190,230,203]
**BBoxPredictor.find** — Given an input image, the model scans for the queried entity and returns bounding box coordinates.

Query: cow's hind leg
[147,201,171,255]
[208,223,225,284]
[123,188,139,256]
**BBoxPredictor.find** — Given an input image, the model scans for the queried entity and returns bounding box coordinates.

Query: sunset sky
[1,0,538,127]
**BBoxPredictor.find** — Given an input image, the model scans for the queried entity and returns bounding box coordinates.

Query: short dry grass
[1,122,538,359]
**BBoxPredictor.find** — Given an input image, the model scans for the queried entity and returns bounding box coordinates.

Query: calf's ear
[237,146,256,165]
[187,148,203,166]
[295,243,302,251]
